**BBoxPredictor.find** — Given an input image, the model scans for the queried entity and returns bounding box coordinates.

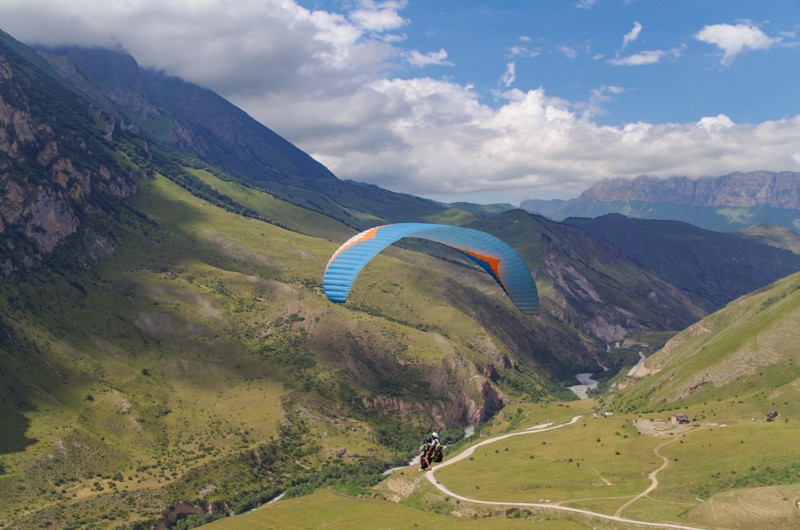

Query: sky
[2,0,800,204]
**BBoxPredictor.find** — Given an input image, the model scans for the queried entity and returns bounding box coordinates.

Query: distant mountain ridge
[585,172,800,208]
[522,172,800,232]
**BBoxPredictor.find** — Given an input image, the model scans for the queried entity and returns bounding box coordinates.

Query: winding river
[568,372,599,399]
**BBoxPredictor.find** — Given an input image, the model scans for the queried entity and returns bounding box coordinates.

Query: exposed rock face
[362,378,506,428]
[0,47,138,274]
[543,253,640,343]
[521,172,800,232]
[583,172,800,208]
[157,499,229,529]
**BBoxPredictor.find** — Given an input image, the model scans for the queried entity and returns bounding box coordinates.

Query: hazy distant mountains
[522,172,800,232]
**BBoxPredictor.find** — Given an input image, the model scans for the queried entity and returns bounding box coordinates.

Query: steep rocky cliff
[0,36,138,274]
[583,172,800,208]
[522,172,800,232]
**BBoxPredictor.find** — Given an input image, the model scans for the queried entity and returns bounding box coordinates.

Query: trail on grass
[615,437,677,518]
[426,416,706,530]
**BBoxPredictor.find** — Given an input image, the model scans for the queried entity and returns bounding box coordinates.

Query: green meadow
[206,489,599,530]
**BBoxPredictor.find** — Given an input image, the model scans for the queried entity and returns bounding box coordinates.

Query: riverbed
[568,372,599,399]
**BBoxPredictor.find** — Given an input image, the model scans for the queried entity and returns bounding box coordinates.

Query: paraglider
[323,223,539,314]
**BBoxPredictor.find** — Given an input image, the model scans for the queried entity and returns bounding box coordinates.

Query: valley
[1,23,800,530]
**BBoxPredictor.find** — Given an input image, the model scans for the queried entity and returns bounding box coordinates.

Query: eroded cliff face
[0,52,137,274]
[583,172,800,209]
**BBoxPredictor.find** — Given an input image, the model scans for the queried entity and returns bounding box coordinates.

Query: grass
[4,160,798,529]
[436,413,657,505]
[205,488,595,529]
[611,272,800,414]
[188,167,354,242]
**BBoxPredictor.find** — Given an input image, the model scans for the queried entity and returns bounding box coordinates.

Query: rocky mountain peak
[581,172,800,209]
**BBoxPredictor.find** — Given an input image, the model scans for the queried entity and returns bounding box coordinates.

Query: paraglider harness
[418,433,444,470]
[430,436,443,463]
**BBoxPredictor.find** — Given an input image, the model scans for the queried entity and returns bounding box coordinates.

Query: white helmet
[432,432,439,438]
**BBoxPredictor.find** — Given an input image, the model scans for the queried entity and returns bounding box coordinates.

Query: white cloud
[622,21,642,48]
[609,48,679,66]
[508,44,539,58]
[696,23,781,66]
[282,79,800,202]
[500,62,516,88]
[558,45,578,59]
[576,0,600,9]
[406,48,452,67]
[698,114,735,131]
[350,0,407,32]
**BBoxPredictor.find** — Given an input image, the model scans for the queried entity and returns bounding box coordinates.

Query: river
[568,372,599,399]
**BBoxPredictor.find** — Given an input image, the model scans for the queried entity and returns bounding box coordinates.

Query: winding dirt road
[425,416,706,530]
[615,437,677,518]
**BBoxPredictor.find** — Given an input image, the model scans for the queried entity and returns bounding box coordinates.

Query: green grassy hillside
[0,172,564,528]
[611,271,800,414]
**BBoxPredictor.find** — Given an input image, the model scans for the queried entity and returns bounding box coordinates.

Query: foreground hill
[612,270,800,414]
[522,172,800,232]
[238,278,800,529]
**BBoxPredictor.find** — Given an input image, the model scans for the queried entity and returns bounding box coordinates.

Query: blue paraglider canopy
[323,223,539,314]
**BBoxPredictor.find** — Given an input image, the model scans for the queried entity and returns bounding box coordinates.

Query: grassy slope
[205,489,591,530]
[738,223,800,254]
[611,271,800,412]
[0,174,562,528]
[187,168,354,242]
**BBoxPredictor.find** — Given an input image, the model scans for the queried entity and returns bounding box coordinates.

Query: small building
[766,410,780,421]
[601,412,613,417]
[671,413,690,425]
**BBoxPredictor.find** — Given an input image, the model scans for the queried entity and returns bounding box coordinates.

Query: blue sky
[388,0,800,125]
[2,0,799,203]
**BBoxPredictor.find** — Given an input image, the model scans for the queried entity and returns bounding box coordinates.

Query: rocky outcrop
[0,46,138,274]
[363,376,507,428]
[441,381,506,426]
[156,499,229,529]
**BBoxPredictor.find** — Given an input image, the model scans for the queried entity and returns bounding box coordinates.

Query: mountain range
[522,172,800,232]
[1,26,800,529]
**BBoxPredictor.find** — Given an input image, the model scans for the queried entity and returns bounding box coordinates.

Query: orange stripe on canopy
[453,247,504,289]
[327,225,383,267]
